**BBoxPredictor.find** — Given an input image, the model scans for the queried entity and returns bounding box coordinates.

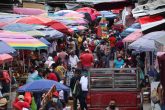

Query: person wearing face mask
[113,54,125,69]
[105,100,119,110]
[45,91,63,110]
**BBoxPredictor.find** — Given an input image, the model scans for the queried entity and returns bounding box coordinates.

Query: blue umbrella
[97,11,117,19]
[39,37,51,46]
[0,40,16,54]
[128,38,159,52]
[121,23,141,38]
[2,23,36,32]
[17,79,70,92]
[36,27,64,39]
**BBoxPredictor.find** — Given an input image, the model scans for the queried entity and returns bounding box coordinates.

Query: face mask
[109,105,116,110]
[50,69,53,72]
[52,98,58,103]
[118,58,122,61]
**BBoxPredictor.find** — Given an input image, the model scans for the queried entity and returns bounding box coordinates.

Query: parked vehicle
[87,68,143,110]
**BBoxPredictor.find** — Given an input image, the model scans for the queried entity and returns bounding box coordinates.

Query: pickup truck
[87,68,143,110]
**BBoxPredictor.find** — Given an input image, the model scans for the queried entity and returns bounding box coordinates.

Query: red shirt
[13,98,30,110]
[47,73,58,82]
[80,53,94,67]
[109,36,116,47]
[54,56,59,63]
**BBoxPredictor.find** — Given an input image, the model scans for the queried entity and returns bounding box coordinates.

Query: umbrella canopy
[45,21,74,35]
[0,31,34,39]
[128,38,159,52]
[39,37,51,46]
[2,23,36,32]
[24,30,46,37]
[121,23,141,38]
[76,7,100,21]
[15,16,52,25]
[52,17,88,25]
[36,27,64,39]
[155,36,165,45]
[13,7,46,15]
[17,79,70,92]
[122,29,143,42]
[97,11,117,19]
[0,41,16,54]
[0,37,47,50]
[64,11,84,18]
[0,13,26,25]
[141,31,165,40]
[69,25,87,32]
[0,31,47,50]
[54,10,77,16]
[0,54,13,64]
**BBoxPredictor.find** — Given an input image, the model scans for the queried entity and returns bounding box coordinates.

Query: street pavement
[144,103,151,110]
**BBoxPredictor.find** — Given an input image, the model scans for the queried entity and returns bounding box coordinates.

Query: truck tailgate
[89,91,138,108]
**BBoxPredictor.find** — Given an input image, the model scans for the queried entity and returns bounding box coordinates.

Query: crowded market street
[0,0,165,110]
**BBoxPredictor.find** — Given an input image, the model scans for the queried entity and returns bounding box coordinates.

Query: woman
[113,54,124,69]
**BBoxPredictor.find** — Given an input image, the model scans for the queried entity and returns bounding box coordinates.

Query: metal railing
[89,68,139,91]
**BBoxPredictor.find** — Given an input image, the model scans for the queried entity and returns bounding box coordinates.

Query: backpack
[151,88,160,104]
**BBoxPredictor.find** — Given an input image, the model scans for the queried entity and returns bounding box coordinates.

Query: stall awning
[0,37,48,50]
[122,29,143,42]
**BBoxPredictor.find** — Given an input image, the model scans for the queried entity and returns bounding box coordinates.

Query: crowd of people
[0,8,149,110]
[9,26,147,110]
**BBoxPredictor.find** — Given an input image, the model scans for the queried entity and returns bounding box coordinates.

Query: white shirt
[80,76,88,91]
[68,55,79,68]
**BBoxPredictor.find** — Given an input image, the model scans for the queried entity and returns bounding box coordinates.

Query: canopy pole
[23,50,25,73]
[8,67,12,109]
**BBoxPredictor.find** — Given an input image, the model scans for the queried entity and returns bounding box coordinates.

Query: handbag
[73,81,81,97]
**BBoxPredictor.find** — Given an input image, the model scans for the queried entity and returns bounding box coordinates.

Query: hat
[18,95,24,100]
[53,91,59,97]
[0,98,7,107]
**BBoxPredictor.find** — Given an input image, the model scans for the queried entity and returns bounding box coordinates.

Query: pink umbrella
[0,54,13,64]
[13,7,46,15]
[0,30,34,39]
[64,12,84,18]
[76,7,100,21]
[122,29,143,42]
[0,22,7,28]
[77,26,87,30]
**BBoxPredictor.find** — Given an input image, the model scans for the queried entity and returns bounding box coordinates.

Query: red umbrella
[76,7,100,21]
[14,15,52,25]
[0,54,13,64]
[139,15,163,24]
[45,21,74,35]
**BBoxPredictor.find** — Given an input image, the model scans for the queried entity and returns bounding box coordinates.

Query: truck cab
[88,68,143,110]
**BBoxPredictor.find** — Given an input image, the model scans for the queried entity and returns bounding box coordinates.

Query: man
[45,91,63,110]
[105,100,119,110]
[80,49,94,70]
[79,70,88,110]
[109,35,116,60]
[70,69,82,110]
[68,50,79,69]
